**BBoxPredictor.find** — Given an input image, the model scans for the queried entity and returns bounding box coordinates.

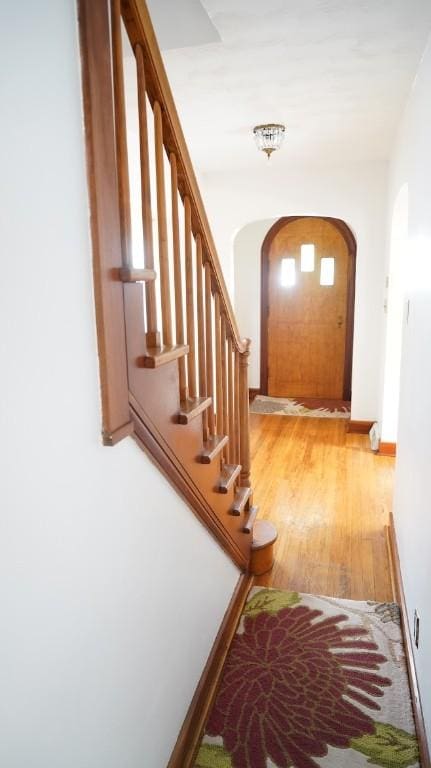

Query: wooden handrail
[121,0,248,354]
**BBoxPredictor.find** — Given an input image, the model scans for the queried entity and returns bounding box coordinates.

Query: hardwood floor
[251,414,395,602]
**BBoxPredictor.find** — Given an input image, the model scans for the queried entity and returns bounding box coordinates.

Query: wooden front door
[265,217,353,399]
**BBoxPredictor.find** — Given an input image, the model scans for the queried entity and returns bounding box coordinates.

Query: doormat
[195,588,419,768]
[250,395,350,419]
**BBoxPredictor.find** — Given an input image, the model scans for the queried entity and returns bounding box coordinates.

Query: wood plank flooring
[251,414,395,602]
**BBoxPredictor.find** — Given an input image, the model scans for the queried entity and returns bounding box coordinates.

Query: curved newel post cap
[249,520,278,576]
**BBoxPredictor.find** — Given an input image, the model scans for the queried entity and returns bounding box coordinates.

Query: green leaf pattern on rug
[195,743,233,767]
[243,589,301,618]
[351,722,419,767]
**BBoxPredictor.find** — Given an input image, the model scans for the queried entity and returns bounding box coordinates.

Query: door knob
[337,315,343,328]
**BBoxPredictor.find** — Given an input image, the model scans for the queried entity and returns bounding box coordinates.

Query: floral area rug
[195,588,419,768]
[250,396,350,419]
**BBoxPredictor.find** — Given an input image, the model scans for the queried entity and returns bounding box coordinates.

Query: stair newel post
[239,339,251,487]
[234,348,241,466]
[204,263,215,435]
[184,196,197,398]
[196,235,208,440]
[111,0,132,269]
[170,152,187,400]
[154,101,173,348]
[135,43,160,348]
[214,292,224,441]
[227,334,234,465]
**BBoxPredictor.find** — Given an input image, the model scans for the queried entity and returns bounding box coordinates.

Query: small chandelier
[253,123,285,159]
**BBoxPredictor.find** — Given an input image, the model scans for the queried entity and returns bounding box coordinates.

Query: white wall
[388,34,431,744]
[0,3,239,767]
[379,184,409,443]
[205,164,388,419]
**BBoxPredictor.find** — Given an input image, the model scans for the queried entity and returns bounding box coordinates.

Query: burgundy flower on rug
[206,603,391,768]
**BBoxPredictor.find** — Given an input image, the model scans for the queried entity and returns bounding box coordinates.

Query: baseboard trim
[168,572,253,768]
[378,441,397,457]
[387,514,430,767]
[346,419,375,434]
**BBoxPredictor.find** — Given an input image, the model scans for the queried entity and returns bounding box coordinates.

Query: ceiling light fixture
[253,123,285,159]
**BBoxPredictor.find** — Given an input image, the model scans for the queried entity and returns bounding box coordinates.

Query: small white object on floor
[369,422,380,451]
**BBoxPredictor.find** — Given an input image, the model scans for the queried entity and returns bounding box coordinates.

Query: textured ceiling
[150,0,431,172]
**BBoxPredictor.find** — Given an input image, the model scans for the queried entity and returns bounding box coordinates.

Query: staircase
[78,0,277,573]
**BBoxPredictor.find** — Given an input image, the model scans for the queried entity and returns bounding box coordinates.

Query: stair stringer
[124,284,251,568]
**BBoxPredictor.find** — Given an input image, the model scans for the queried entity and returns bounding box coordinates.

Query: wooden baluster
[234,349,241,465]
[228,335,234,465]
[205,263,215,435]
[170,152,187,399]
[196,235,208,439]
[184,196,197,398]
[239,340,251,486]
[214,293,224,440]
[154,101,173,348]
[221,315,228,460]
[111,0,132,267]
[135,43,159,348]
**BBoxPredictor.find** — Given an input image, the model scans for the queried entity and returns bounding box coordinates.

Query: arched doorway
[260,216,356,400]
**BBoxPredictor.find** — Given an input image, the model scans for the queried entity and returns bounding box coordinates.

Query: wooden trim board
[378,441,397,457]
[387,514,430,767]
[346,419,374,434]
[130,402,248,572]
[168,572,253,767]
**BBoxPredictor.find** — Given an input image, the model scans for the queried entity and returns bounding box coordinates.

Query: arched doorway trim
[260,216,357,399]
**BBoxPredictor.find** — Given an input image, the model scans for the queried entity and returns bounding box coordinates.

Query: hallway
[251,415,394,602]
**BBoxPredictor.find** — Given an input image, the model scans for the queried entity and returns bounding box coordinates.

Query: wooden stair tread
[142,344,189,369]
[198,435,229,464]
[243,505,258,534]
[252,519,278,550]
[177,396,212,424]
[218,463,241,494]
[120,267,156,282]
[230,486,252,516]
